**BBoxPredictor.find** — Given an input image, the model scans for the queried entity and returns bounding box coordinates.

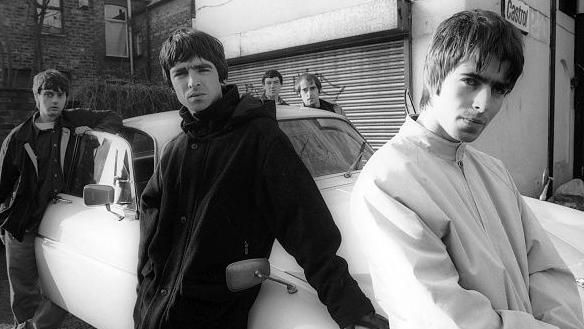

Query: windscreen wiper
[344,141,366,178]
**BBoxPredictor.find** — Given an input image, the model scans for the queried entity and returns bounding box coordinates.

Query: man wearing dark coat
[133,28,389,329]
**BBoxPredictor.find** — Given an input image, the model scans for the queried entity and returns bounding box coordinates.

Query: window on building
[558,0,576,17]
[105,4,128,58]
[37,0,63,34]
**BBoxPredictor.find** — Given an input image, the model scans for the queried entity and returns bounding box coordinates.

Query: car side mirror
[83,184,114,206]
[226,258,297,294]
[83,184,124,220]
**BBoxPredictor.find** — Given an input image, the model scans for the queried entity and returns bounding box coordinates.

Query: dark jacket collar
[179,84,275,140]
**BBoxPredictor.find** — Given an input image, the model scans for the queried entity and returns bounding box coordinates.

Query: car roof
[123,104,346,146]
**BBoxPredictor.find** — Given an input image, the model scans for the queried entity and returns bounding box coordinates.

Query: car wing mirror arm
[226,258,297,294]
[254,270,297,294]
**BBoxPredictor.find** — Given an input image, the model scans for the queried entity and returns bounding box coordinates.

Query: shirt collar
[399,116,466,162]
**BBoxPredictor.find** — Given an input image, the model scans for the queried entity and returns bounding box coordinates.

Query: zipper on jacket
[457,160,487,232]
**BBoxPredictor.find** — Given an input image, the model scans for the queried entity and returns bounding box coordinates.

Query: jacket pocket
[140,258,154,278]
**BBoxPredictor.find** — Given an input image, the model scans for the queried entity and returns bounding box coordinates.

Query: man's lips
[462,117,486,125]
[187,93,205,99]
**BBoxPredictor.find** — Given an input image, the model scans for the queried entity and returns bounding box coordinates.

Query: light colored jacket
[351,117,584,329]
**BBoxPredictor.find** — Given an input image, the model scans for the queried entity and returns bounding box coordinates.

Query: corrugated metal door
[227,40,406,149]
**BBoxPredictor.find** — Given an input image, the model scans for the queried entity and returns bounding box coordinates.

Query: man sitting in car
[133,28,388,329]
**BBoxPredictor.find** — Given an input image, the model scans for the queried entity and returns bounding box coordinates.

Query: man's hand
[75,126,92,135]
[344,312,389,329]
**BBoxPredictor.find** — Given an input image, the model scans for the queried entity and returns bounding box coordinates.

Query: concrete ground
[0,245,94,329]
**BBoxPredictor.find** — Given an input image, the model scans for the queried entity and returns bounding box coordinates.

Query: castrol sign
[504,0,530,33]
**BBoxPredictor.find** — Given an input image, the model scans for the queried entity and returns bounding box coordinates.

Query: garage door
[227,40,407,149]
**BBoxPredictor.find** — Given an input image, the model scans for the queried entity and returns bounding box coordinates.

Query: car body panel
[34,106,584,328]
[37,195,139,329]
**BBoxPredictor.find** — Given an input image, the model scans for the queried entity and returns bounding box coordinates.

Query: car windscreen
[278,117,374,177]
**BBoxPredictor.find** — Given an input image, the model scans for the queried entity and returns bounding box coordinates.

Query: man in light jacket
[351,9,584,329]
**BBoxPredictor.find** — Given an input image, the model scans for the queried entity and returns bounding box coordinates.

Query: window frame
[37,0,64,35]
[104,4,129,58]
[67,131,139,213]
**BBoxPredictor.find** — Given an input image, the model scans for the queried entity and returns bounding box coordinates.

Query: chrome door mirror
[226,258,297,294]
[83,184,114,206]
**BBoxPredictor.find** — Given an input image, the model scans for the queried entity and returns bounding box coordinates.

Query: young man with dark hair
[0,69,122,329]
[351,9,584,329]
[260,69,288,105]
[295,73,344,115]
[134,28,388,329]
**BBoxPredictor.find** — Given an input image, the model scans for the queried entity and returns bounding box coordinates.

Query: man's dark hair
[159,28,228,86]
[32,69,70,95]
[262,70,283,85]
[294,73,322,94]
[420,9,524,109]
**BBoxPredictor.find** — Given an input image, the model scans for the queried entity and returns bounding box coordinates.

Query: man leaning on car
[0,69,123,329]
[133,28,389,329]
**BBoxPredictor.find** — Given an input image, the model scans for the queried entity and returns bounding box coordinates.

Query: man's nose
[187,71,200,88]
[472,86,493,113]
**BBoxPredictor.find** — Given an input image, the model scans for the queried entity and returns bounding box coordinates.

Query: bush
[69,80,181,119]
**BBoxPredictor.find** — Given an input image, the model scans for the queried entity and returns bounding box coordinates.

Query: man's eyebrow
[461,72,510,88]
[170,63,214,72]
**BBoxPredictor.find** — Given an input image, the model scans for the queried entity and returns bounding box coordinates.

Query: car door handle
[53,196,72,204]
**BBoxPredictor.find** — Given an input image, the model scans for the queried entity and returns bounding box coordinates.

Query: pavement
[0,245,94,329]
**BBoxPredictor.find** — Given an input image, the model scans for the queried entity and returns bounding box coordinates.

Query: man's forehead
[299,79,316,88]
[40,88,66,94]
[170,56,216,70]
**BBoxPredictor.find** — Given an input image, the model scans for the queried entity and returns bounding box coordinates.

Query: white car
[35,105,584,329]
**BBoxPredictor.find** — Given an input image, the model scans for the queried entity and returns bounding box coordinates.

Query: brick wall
[145,0,193,83]
[0,89,34,144]
[0,0,107,88]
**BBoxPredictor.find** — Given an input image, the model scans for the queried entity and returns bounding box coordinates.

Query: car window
[67,132,137,211]
[278,118,374,177]
[119,127,155,199]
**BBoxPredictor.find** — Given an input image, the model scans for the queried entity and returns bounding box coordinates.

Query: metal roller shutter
[227,40,406,149]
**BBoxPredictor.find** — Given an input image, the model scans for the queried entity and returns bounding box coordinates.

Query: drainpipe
[127,0,134,79]
[544,0,557,199]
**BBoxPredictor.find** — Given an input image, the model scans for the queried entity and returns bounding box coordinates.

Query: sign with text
[504,0,530,34]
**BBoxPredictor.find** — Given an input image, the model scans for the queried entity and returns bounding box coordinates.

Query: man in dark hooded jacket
[133,28,389,329]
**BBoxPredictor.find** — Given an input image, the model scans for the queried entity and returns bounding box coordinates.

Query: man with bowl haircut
[134,28,388,329]
[260,69,288,105]
[351,9,584,329]
[295,73,345,116]
[0,69,122,329]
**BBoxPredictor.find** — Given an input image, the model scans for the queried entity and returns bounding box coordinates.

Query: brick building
[0,0,169,141]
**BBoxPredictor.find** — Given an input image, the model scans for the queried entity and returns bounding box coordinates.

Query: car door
[35,131,140,329]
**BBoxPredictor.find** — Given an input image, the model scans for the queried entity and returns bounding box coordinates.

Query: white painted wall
[411,0,574,197]
[192,0,399,59]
